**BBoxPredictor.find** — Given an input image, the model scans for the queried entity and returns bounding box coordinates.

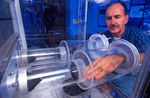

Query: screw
[9,72,15,76]
[9,83,18,88]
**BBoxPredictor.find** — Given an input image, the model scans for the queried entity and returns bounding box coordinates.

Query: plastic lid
[59,40,71,63]
[89,34,109,50]
[72,50,94,90]
[109,39,140,74]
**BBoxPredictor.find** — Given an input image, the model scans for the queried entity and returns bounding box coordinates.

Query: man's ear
[125,14,129,24]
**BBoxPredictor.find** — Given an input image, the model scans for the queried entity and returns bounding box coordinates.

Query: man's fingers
[87,73,92,80]
[95,71,107,80]
[87,66,103,80]
[88,71,107,80]
[86,55,124,81]
[87,64,92,77]
[86,58,105,80]
[92,58,102,66]
[87,59,103,75]
[86,58,101,71]
[94,66,103,76]
[87,65,101,78]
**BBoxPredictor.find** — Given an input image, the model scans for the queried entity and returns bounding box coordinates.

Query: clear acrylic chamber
[17,34,108,94]
[17,34,108,93]
[18,39,140,96]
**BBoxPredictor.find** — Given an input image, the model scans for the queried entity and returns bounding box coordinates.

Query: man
[87,2,150,80]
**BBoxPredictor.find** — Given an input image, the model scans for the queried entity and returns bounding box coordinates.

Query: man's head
[105,2,129,37]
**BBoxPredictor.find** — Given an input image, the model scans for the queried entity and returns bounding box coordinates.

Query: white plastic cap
[89,34,109,50]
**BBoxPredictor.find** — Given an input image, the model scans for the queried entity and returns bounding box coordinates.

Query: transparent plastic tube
[71,39,140,90]
[16,47,70,66]
[59,34,108,57]
[109,39,140,74]
[24,60,87,92]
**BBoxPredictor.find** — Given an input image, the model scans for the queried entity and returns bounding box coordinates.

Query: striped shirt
[103,26,150,52]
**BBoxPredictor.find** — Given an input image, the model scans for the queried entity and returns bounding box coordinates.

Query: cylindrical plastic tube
[23,60,88,92]
[71,39,140,90]
[15,47,70,66]
[59,34,109,57]
[109,39,140,74]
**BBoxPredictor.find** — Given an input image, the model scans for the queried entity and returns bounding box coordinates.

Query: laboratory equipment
[16,46,69,67]
[17,39,140,97]
[60,34,109,57]
[17,59,86,96]
[70,39,140,90]
[17,33,108,67]
[0,38,141,98]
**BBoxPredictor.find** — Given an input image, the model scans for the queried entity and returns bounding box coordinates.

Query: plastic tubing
[18,52,93,92]
[16,47,70,66]
[71,39,140,90]
[59,34,109,57]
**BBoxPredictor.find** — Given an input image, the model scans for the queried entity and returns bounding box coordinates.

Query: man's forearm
[105,54,126,67]
[87,54,126,80]
[111,53,144,64]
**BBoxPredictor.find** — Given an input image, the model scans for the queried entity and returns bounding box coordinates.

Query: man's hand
[86,54,125,80]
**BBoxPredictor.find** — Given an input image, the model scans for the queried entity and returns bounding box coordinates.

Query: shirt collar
[106,26,127,42]
[121,26,128,39]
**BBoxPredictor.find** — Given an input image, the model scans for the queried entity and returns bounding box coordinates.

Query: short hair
[105,2,128,15]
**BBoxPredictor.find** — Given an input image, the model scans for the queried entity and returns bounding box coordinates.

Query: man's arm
[87,52,145,80]
[87,54,125,80]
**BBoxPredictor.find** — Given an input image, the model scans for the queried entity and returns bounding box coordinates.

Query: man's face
[106,3,129,37]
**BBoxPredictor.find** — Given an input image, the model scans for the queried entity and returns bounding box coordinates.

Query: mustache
[109,24,119,28]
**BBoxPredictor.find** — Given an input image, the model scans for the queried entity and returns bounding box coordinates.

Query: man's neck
[112,27,126,38]
[112,33,123,38]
